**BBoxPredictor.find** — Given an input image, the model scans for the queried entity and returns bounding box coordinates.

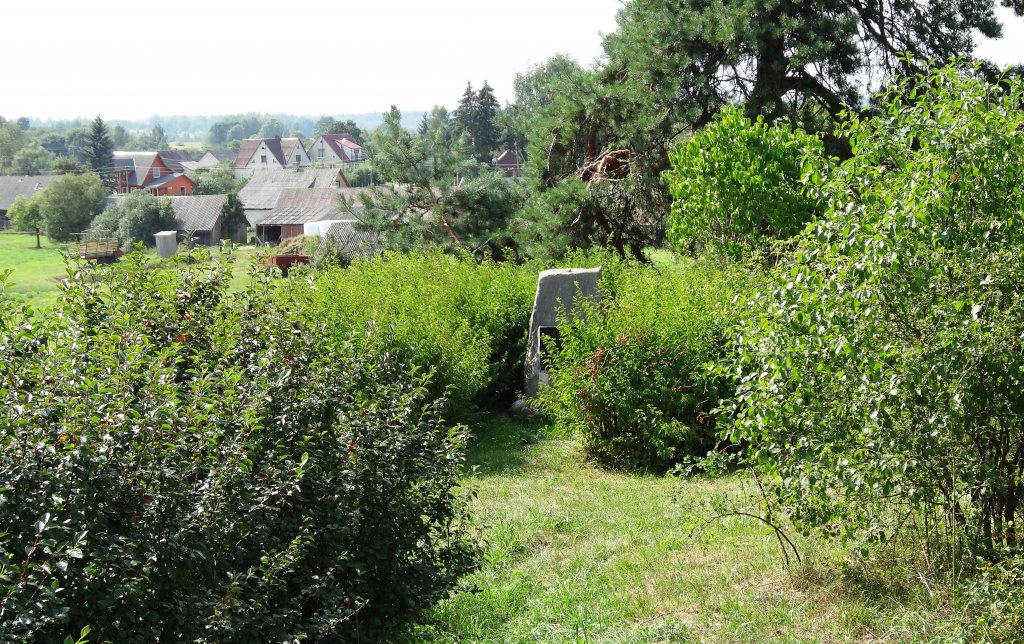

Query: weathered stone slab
[154,231,178,259]
[523,267,602,397]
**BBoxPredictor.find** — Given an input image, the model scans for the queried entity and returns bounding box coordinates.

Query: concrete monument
[523,267,602,397]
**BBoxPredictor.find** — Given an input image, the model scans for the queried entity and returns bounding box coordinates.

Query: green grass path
[407,418,951,643]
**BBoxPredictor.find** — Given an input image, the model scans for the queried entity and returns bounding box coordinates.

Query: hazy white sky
[2,1,1022,122]
[2,0,621,121]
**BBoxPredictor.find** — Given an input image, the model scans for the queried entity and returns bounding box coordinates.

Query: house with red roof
[307,133,364,168]
[112,151,195,196]
[233,137,309,178]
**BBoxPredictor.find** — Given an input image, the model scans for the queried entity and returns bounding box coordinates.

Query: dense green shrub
[664,105,825,259]
[307,249,540,417]
[956,554,1024,642]
[88,190,176,246]
[723,65,1024,553]
[36,173,109,243]
[538,254,747,473]
[0,251,476,641]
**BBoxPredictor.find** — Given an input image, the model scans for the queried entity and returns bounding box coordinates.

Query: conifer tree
[85,115,114,175]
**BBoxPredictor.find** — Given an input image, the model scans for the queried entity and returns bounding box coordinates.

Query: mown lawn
[405,417,960,642]
[0,231,267,309]
[0,232,69,309]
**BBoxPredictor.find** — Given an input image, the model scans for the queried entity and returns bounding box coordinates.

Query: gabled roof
[157,150,193,173]
[235,137,307,168]
[168,194,227,232]
[263,138,285,165]
[203,149,237,163]
[495,149,521,166]
[0,175,59,211]
[113,151,161,186]
[281,138,307,161]
[235,139,262,169]
[315,133,362,160]
[260,187,343,225]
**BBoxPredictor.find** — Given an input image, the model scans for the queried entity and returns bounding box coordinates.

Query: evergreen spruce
[85,115,114,175]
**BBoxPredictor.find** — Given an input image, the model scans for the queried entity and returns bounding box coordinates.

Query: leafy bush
[538,253,747,473]
[88,190,176,246]
[307,249,540,417]
[0,251,476,641]
[956,555,1024,642]
[664,105,825,259]
[723,65,1024,553]
[37,173,109,242]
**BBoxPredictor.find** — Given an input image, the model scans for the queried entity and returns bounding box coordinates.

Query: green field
[0,232,266,309]
[0,232,70,309]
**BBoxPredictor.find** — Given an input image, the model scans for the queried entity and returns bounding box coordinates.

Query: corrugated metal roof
[260,187,340,225]
[258,187,371,226]
[0,175,59,211]
[238,168,343,209]
[168,194,227,232]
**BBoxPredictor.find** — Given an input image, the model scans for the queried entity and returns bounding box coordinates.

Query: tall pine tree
[454,82,501,163]
[85,115,114,175]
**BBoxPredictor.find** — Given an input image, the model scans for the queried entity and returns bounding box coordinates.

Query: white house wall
[235,140,309,179]
[308,136,363,167]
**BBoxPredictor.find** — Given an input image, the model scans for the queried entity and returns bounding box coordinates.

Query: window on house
[296,154,301,164]
[261,155,267,163]
[180,187,186,195]
[319,147,325,158]
[153,168,160,178]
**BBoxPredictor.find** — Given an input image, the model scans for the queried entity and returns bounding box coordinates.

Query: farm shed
[255,187,346,242]
[168,194,245,246]
[239,168,347,228]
